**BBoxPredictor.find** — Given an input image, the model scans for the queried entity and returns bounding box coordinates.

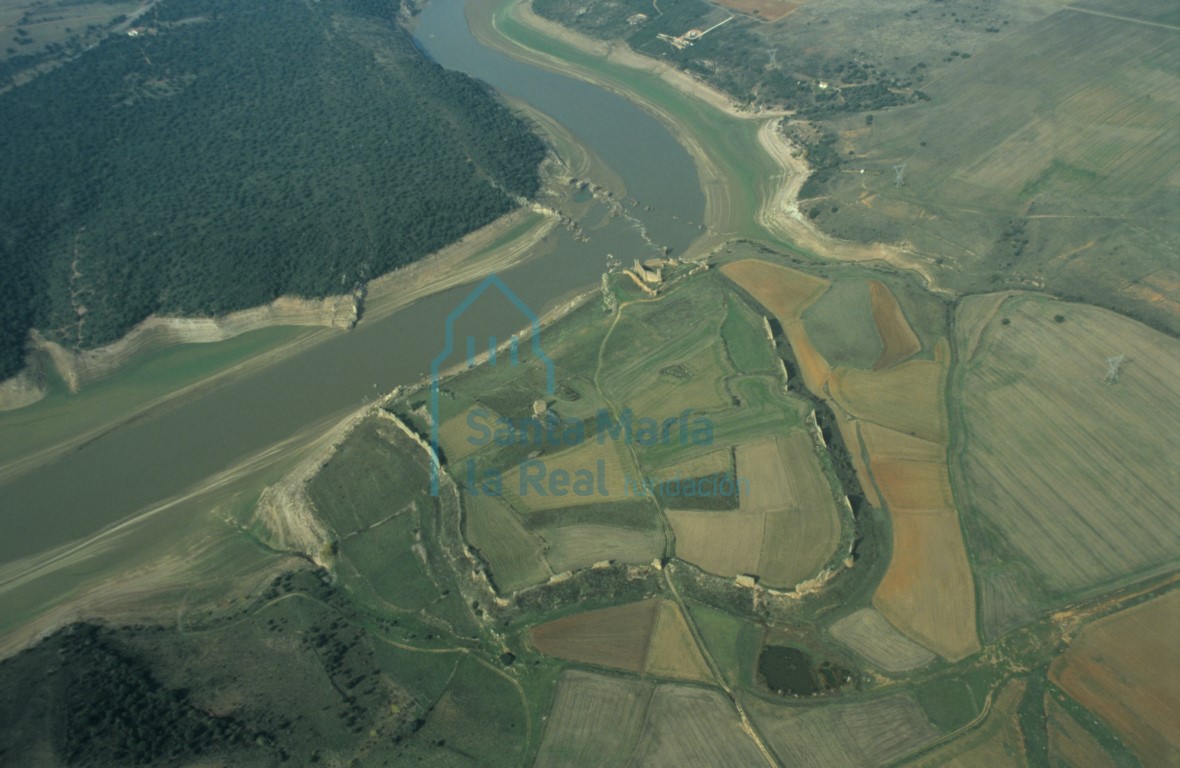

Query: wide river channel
[0,0,705,566]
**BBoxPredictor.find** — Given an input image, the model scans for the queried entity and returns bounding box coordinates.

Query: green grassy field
[802,279,882,370]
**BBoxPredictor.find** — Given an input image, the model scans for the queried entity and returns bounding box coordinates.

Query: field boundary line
[1063,5,1180,32]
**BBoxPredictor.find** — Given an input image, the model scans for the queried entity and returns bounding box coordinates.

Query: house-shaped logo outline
[429,274,556,495]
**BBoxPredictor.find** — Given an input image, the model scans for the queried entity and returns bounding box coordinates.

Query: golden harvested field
[534,670,651,768]
[1046,698,1119,768]
[436,405,496,462]
[668,507,763,579]
[785,320,832,394]
[869,281,921,370]
[836,419,881,508]
[874,511,979,661]
[869,459,954,511]
[644,600,713,682]
[828,359,947,443]
[721,259,829,321]
[1050,590,1180,765]
[860,422,945,464]
[669,432,840,587]
[463,493,549,592]
[630,685,767,767]
[829,607,935,673]
[908,681,1027,768]
[958,295,1180,596]
[540,523,665,573]
[745,692,939,766]
[529,597,661,673]
[502,438,636,511]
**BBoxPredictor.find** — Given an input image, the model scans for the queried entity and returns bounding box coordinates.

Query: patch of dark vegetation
[0,623,267,766]
[758,644,855,697]
[651,471,742,511]
[0,0,546,379]
[533,0,920,114]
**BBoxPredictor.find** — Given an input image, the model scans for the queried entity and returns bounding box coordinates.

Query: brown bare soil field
[1050,590,1180,765]
[828,360,946,443]
[645,600,713,682]
[721,259,829,321]
[745,692,939,766]
[712,0,800,22]
[829,607,935,673]
[630,685,767,768]
[534,670,652,768]
[669,433,840,587]
[869,459,954,511]
[869,281,921,370]
[874,511,979,661]
[1046,698,1119,768]
[530,597,662,673]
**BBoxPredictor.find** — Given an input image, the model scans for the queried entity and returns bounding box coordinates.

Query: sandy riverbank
[504,0,940,285]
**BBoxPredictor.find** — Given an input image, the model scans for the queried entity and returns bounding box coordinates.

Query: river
[0,0,704,566]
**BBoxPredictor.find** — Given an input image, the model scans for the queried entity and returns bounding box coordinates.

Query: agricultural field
[869,281,921,370]
[538,522,666,573]
[828,607,935,673]
[955,295,1180,609]
[464,492,551,592]
[668,431,842,587]
[533,670,652,768]
[906,680,1028,768]
[528,597,711,681]
[686,601,761,687]
[874,510,978,661]
[720,296,778,374]
[808,3,1180,336]
[629,685,768,767]
[801,279,881,370]
[308,417,478,634]
[721,259,829,322]
[535,670,763,767]
[1050,590,1180,765]
[827,357,948,444]
[1045,697,1120,768]
[744,691,940,766]
[727,256,976,659]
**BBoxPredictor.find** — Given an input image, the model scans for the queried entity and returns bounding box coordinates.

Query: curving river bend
[0,0,705,568]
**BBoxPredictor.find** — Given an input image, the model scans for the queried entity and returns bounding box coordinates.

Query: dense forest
[0,623,267,766]
[0,0,547,379]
